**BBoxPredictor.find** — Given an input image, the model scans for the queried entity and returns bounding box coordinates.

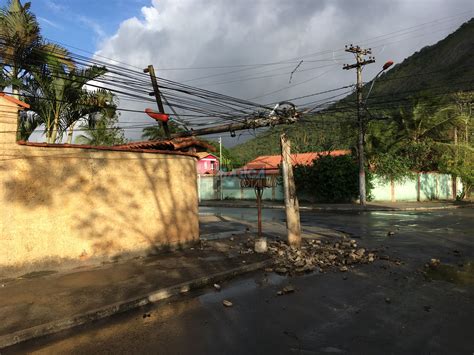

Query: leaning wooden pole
[280,133,301,248]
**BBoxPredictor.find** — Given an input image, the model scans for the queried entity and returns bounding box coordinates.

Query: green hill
[230,18,474,164]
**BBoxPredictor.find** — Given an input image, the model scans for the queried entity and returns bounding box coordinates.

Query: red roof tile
[16,141,199,158]
[0,93,30,109]
[242,150,351,170]
[17,137,214,157]
[115,137,215,152]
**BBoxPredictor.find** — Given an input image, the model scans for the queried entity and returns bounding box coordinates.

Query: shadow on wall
[420,173,441,200]
[1,147,199,267]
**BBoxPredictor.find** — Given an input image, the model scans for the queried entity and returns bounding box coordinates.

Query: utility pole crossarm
[343,59,375,70]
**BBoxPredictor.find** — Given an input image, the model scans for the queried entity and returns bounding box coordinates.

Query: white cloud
[93,0,474,142]
[78,16,107,44]
[44,0,66,13]
[38,16,63,30]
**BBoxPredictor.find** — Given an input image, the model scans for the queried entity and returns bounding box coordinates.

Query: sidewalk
[200,199,473,211]
[0,237,271,349]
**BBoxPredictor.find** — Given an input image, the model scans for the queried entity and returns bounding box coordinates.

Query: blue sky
[30,0,149,53]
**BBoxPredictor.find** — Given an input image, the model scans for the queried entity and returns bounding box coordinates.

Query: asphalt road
[5,208,474,355]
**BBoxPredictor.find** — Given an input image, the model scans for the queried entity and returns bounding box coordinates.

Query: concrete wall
[0,97,199,276]
[198,175,283,201]
[198,173,461,202]
[371,174,462,201]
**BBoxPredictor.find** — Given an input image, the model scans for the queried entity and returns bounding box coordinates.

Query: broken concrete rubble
[203,234,381,277]
[267,237,379,275]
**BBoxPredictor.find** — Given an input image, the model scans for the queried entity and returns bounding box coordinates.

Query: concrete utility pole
[219,136,223,200]
[144,65,171,138]
[280,133,301,248]
[171,102,299,138]
[343,45,375,207]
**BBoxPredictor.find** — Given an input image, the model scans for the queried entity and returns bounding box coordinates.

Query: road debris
[222,300,233,307]
[277,285,295,296]
[275,267,288,275]
[385,297,391,304]
[255,237,268,253]
[267,237,379,275]
[214,283,221,291]
[426,258,441,269]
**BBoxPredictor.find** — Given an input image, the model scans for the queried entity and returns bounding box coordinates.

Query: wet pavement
[4,208,474,354]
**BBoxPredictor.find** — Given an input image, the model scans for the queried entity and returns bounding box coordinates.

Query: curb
[200,203,473,211]
[0,258,273,350]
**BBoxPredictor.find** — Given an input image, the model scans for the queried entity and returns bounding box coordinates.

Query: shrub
[294,154,371,203]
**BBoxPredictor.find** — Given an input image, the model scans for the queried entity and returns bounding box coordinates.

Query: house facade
[196,152,220,175]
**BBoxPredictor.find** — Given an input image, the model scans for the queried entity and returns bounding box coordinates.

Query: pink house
[196,152,220,175]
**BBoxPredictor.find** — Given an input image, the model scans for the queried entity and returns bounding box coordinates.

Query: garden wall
[198,173,461,202]
[0,96,199,276]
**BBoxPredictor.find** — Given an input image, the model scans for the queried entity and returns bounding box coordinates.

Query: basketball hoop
[238,170,277,238]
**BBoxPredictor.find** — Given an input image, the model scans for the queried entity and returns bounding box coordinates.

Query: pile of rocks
[267,237,377,275]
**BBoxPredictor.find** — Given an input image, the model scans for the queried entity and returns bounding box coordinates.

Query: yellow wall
[0,97,199,276]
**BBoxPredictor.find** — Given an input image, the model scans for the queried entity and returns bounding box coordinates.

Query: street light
[358,60,394,207]
[365,60,394,106]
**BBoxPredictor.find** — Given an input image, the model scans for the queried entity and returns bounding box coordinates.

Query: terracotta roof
[114,137,215,152]
[0,93,30,109]
[241,150,351,170]
[16,141,199,158]
[195,152,218,160]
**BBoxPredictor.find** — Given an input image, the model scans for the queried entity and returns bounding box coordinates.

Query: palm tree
[64,88,117,144]
[0,1,71,95]
[75,110,126,146]
[0,0,75,143]
[24,61,109,143]
[141,121,182,140]
[0,0,40,97]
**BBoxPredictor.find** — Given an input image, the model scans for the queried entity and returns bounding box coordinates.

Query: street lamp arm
[364,69,384,107]
[363,60,394,107]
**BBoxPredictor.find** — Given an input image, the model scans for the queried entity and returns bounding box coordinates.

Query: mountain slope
[230,18,474,164]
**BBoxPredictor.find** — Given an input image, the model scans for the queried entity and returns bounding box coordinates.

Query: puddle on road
[199,272,288,305]
[425,262,474,285]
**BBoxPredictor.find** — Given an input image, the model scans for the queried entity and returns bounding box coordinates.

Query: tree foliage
[141,121,183,140]
[23,61,112,143]
[294,154,372,203]
[75,113,127,146]
[0,0,117,144]
[203,139,242,171]
[230,112,354,164]
[365,92,473,197]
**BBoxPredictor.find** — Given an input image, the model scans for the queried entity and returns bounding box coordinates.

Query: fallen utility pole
[171,102,299,138]
[343,45,375,207]
[280,133,301,248]
[144,65,171,138]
